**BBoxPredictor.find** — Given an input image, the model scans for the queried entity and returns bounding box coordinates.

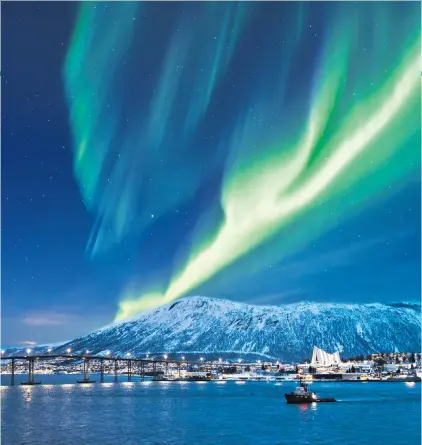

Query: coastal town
[1,346,421,384]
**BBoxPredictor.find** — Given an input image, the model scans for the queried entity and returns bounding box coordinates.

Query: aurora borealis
[3,1,421,343]
[63,2,420,320]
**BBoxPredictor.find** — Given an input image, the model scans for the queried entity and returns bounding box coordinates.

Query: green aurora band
[64,3,249,256]
[63,4,420,321]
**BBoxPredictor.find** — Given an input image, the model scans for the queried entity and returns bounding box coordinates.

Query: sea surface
[1,375,420,445]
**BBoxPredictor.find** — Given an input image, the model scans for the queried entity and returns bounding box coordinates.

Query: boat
[152,374,175,381]
[285,380,336,404]
[381,376,421,383]
[185,374,213,381]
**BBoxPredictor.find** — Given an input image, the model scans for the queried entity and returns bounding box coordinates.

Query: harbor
[1,376,420,445]
[1,346,420,386]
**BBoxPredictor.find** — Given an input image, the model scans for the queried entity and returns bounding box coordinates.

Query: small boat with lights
[285,381,336,404]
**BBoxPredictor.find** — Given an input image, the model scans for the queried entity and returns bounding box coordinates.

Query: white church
[310,346,342,367]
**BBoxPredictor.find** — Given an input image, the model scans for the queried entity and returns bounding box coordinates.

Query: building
[311,346,342,367]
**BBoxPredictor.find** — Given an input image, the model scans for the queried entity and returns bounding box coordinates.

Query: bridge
[0,353,268,386]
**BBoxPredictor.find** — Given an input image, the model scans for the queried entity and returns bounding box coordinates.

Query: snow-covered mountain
[46,297,421,361]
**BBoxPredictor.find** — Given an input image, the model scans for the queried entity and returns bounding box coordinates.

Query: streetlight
[200,357,204,362]
[126,352,131,357]
[86,350,90,354]
[66,348,71,354]
[218,358,222,363]
[257,360,261,364]
[1,350,5,355]
[106,350,110,356]
[181,356,185,360]
[26,348,32,354]
[237,358,242,363]
[163,354,168,360]
[47,348,52,353]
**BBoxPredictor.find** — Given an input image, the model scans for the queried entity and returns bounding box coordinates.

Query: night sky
[2,2,420,345]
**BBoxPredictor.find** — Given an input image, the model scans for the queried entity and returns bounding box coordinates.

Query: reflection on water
[1,379,420,445]
[24,388,32,404]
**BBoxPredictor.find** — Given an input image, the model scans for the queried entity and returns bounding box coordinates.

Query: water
[1,376,420,445]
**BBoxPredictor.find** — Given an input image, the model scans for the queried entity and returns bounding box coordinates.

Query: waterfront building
[311,346,342,367]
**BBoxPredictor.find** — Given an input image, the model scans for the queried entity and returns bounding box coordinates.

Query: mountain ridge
[56,296,422,361]
[5,297,421,361]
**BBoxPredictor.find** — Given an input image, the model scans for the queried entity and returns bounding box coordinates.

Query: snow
[32,296,421,362]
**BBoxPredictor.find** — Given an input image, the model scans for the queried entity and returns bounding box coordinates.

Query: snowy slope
[48,297,421,361]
